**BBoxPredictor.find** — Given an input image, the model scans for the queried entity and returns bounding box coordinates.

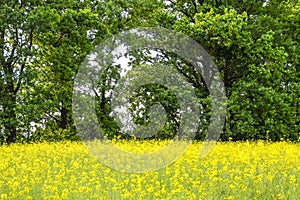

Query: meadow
[1,140,300,199]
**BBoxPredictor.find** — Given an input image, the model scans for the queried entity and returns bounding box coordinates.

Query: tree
[128,0,300,141]
[0,0,110,142]
[1,0,298,142]
[0,0,40,143]
[31,1,103,137]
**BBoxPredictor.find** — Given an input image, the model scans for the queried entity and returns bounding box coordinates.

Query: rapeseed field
[1,140,300,199]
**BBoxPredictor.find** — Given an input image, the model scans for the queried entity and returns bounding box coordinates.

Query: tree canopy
[0,0,299,143]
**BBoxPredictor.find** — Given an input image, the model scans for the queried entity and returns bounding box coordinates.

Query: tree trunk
[3,91,17,143]
[60,103,68,129]
[2,58,18,143]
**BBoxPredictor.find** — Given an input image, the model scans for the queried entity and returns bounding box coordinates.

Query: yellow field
[0,140,300,199]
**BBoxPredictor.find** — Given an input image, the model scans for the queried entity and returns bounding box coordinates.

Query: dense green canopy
[0,0,299,143]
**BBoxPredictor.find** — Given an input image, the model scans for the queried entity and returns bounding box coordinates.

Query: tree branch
[15,28,34,94]
[53,29,72,47]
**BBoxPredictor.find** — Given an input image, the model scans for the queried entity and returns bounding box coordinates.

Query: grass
[0,140,300,199]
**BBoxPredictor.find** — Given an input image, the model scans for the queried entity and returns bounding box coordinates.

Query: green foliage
[161,0,300,141]
[30,127,80,142]
[0,0,299,143]
[227,81,298,141]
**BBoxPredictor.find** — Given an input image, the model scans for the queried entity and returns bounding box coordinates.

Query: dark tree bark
[60,104,68,130]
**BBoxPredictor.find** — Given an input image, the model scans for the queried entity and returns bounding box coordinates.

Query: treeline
[0,0,299,143]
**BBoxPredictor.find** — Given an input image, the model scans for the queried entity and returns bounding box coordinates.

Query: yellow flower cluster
[0,140,299,199]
